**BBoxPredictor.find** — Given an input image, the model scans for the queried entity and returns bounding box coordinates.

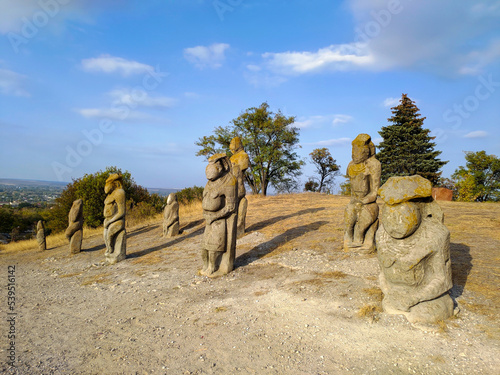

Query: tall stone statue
[376,175,454,324]
[163,193,180,237]
[229,136,250,238]
[103,174,126,264]
[344,134,381,253]
[36,220,46,251]
[201,153,238,277]
[65,199,84,254]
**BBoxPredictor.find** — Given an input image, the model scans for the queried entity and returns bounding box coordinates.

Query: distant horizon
[1,1,498,188]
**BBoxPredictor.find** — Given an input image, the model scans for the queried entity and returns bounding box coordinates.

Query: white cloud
[315,138,352,147]
[464,130,488,139]
[262,43,373,75]
[0,0,126,34]
[82,55,153,76]
[184,43,230,69]
[0,68,29,97]
[332,114,352,125]
[383,97,399,107]
[108,89,177,108]
[77,108,164,123]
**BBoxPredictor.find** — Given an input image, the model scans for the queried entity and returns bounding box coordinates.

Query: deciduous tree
[309,148,340,193]
[196,102,304,196]
[452,151,500,202]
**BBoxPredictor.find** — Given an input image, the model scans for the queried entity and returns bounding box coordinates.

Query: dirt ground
[1,193,499,374]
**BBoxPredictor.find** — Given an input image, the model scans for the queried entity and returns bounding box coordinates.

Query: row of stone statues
[52,133,453,324]
[344,134,454,324]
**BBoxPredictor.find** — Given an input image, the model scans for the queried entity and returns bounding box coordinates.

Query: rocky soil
[1,194,499,374]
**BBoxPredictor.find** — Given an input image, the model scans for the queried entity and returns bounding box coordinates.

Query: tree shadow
[235,220,329,269]
[127,226,204,259]
[450,242,473,298]
[246,207,326,233]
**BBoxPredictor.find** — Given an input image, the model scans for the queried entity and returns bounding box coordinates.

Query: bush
[176,186,204,205]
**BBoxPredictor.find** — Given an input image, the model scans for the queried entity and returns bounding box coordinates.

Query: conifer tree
[377,94,447,185]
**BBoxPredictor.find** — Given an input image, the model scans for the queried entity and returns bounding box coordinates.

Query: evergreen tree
[377,94,447,185]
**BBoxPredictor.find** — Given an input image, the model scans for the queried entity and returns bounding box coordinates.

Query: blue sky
[1,0,499,190]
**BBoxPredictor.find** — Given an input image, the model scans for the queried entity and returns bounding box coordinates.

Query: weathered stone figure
[36,220,46,251]
[344,133,381,253]
[201,153,238,277]
[376,175,454,324]
[65,199,84,254]
[163,193,180,237]
[103,174,126,264]
[229,136,250,238]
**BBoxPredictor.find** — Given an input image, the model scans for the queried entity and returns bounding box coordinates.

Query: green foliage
[0,207,43,234]
[452,151,500,202]
[49,166,155,232]
[304,179,319,192]
[309,148,340,193]
[176,186,204,205]
[340,178,352,196]
[195,102,304,196]
[377,94,447,185]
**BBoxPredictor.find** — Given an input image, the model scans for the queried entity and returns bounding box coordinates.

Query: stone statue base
[201,212,237,277]
[237,197,247,238]
[343,218,378,253]
[104,230,126,264]
[164,222,180,237]
[69,229,83,254]
[382,293,455,324]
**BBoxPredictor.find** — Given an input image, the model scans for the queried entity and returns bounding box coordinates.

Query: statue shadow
[235,220,329,269]
[450,242,473,298]
[246,207,326,233]
[181,219,204,233]
[127,226,204,259]
[127,225,159,239]
[82,243,106,253]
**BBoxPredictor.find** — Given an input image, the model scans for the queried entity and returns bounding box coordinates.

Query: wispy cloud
[0,68,29,97]
[464,130,488,138]
[108,89,177,108]
[77,108,167,124]
[383,97,399,107]
[82,55,153,76]
[315,137,352,147]
[332,114,352,125]
[262,43,373,75]
[183,43,230,69]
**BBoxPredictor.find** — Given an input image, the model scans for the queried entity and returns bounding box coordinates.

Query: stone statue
[65,199,84,254]
[376,175,454,324]
[229,136,250,238]
[36,220,46,251]
[103,173,126,264]
[201,153,238,277]
[163,193,180,237]
[344,133,381,253]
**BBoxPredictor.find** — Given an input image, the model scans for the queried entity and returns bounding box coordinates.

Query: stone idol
[163,193,180,237]
[376,175,455,324]
[103,174,127,264]
[201,153,238,277]
[344,134,381,253]
[36,220,46,251]
[229,136,250,238]
[65,199,84,254]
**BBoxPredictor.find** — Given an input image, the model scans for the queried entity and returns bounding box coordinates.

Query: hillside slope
[1,194,499,374]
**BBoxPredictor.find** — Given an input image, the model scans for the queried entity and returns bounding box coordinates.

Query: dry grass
[363,287,384,301]
[80,273,112,286]
[357,304,383,321]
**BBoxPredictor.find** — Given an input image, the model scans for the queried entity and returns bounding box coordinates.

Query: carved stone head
[104,173,123,194]
[352,133,375,164]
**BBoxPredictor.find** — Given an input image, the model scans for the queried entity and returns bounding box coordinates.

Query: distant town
[0,178,178,207]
